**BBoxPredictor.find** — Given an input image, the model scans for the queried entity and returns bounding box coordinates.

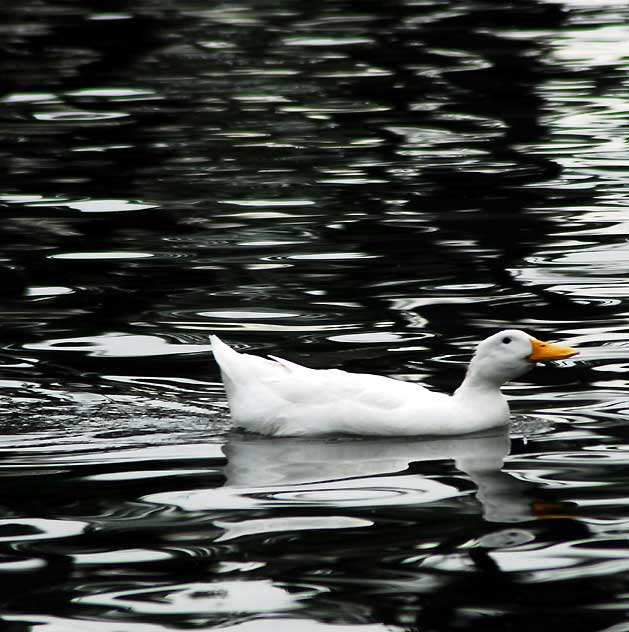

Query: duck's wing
[261,348,448,414]
[260,363,453,436]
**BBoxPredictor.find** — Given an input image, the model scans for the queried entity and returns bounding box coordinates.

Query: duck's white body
[211,330,576,437]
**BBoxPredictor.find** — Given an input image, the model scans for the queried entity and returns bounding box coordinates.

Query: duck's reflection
[223,429,532,523]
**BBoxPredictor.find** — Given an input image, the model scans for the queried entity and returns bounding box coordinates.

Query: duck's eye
[502,336,512,344]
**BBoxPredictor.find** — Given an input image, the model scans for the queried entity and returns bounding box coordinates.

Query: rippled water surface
[2,1,629,630]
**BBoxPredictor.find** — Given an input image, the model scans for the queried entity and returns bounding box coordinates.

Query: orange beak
[528,337,578,362]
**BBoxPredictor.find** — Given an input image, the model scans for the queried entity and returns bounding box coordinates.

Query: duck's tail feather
[211,335,283,391]
[210,335,241,382]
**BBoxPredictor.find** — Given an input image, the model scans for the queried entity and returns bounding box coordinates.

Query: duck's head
[469,329,578,385]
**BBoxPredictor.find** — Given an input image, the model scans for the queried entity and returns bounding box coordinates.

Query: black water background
[1,1,629,631]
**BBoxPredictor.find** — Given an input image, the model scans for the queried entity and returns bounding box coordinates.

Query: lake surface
[1,1,629,630]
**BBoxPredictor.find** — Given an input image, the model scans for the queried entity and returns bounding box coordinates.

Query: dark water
[1,1,629,630]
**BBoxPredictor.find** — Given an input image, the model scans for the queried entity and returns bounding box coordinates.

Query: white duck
[210,330,577,437]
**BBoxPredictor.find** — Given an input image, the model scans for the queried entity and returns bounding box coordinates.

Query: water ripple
[75,580,317,615]
[0,518,86,542]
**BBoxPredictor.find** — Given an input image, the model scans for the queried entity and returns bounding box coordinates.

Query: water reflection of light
[23,334,210,357]
[551,25,629,67]
[37,199,158,213]
[213,515,372,542]
[26,286,74,297]
[48,251,154,260]
[33,110,129,121]
[65,87,158,99]
[0,518,86,541]
[219,199,316,207]
[76,580,314,615]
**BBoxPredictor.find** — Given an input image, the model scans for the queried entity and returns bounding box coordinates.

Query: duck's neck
[453,359,505,399]
[451,357,513,429]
